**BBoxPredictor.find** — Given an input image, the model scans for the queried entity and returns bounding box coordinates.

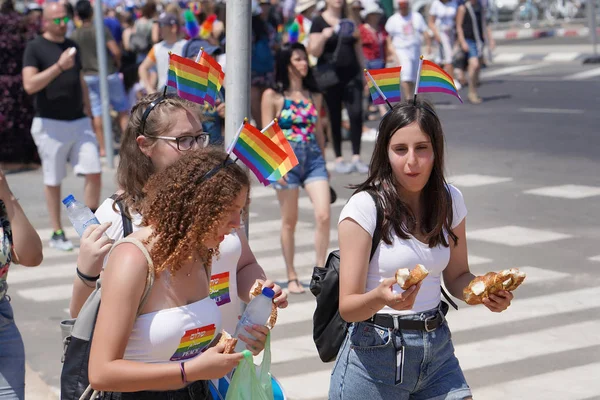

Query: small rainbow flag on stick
[364,67,402,109]
[198,50,225,106]
[229,120,288,186]
[262,119,298,182]
[414,58,463,103]
[167,53,209,105]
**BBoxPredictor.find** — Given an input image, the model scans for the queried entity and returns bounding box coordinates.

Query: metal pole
[590,0,598,57]
[93,0,114,167]
[225,0,252,236]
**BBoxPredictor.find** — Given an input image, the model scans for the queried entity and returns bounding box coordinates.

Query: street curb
[493,26,600,41]
[25,364,58,400]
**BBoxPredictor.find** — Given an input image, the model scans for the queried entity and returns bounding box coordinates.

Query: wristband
[76,267,100,282]
[179,362,188,384]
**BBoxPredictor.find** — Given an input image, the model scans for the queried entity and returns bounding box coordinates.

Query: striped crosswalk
[10,172,600,400]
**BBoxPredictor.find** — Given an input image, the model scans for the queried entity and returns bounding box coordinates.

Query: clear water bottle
[233,287,275,353]
[62,194,100,237]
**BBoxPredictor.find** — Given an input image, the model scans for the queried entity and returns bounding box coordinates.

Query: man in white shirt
[385,0,430,100]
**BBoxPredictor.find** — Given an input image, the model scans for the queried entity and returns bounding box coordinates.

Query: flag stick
[195,47,203,63]
[365,69,393,110]
[226,119,247,155]
[413,55,424,105]
[260,118,277,133]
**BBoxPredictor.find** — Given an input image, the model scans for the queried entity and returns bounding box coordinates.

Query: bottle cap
[62,194,75,206]
[261,287,275,299]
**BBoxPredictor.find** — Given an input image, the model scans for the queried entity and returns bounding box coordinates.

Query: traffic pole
[225,0,252,236]
[584,0,600,63]
[93,0,114,167]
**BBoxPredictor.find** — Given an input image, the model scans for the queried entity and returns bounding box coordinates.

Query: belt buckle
[424,315,437,332]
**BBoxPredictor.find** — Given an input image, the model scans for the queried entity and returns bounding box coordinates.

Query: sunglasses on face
[53,16,70,25]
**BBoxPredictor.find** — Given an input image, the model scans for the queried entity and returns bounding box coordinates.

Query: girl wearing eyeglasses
[88,149,248,398]
[68,94,288,360]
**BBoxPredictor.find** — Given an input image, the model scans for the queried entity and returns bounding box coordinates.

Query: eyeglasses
[53,17,70,25]
[146,134,210,151]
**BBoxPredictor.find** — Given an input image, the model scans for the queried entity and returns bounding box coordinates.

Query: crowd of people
[0,0,506,399]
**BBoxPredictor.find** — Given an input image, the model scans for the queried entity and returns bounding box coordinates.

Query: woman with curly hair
[88,149,248,398]
[69,93,287,352]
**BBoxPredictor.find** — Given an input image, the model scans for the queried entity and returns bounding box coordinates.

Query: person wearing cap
[138,12,186,95]
[25,3,43,31]
[385,0,430,100]
[295,0,318,37]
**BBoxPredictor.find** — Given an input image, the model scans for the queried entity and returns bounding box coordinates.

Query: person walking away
[262,43,330,294]
[0,0,40,173]
[0,168,44,399]
[138,12,186,95]
[385,0,430,101]
[22,1,102,252]
[309,0,368,174]
[456,0,494,104]
[71,0,130,157]
[428,0,459,88]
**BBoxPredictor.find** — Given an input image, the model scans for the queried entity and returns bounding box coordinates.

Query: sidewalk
[492,24,600,41]
[26,364,58,400]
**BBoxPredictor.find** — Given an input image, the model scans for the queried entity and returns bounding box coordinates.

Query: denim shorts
[329,305,472,400]
[271,140,328,190]
[84,73,130,117]
[0,296,25,400]
[465,39,482,59]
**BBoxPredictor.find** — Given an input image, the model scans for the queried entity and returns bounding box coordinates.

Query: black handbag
[313,29,344,92]
[310,191,383,362]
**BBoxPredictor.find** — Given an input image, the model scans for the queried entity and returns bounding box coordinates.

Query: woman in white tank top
[88,149,249,398]
[329,100,515,399]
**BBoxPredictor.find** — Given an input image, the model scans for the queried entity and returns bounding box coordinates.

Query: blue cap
[62,194,75,206]
[262,287,275,299]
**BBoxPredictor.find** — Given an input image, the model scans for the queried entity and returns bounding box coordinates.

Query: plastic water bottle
[233,287,275,353]
[62,194,100,237]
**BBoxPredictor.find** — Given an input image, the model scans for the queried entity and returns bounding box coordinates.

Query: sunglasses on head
[53,16,70,25]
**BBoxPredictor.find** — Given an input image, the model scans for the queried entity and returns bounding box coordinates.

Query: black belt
[364,302,449,332]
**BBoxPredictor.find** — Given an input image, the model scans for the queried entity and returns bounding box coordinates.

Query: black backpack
[309,191,383,363]
[309,191,458,363]
[59,196,134,399]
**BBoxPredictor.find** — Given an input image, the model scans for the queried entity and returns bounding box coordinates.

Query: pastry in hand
[395,264,429,290]
[217,330,237,354]
[463,268,526,305]
[250,281,278,329]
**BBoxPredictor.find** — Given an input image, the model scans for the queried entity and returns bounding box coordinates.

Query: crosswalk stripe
[253,248,336,275]
[563,66,600,81]
[472,362,600,399]
[35,227,78,241]
[492,53,525,63]
[275,370,331,400]
[8,263,74,285]
[481,64,548,78]
[247,219,311,236]
[249,229,338,254]
[543,52,581,62]
[16,284,73,302]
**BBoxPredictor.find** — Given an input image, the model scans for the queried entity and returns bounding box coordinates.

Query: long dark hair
[352,100,457,248]
[274,42,319,94]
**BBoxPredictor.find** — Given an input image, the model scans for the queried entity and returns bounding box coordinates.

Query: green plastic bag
[225,332,274,400]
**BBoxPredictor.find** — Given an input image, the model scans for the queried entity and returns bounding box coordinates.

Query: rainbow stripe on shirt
[209,272,231,307]
[170,324,216,361]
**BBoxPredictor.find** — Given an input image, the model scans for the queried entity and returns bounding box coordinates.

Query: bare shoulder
[262,88,281,102]
[104,228,153,283]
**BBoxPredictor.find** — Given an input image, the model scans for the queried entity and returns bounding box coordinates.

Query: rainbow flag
[365,67,401,105]
[417,60,463,103]
[262,120,299,182]
[169,324,216,361]
[167,53,209,105]
[198,50,225,106]
[232,122,288,186]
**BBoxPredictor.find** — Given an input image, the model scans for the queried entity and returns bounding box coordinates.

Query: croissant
[217,330,237,354]
[250,282,278,329]
[464,268,526,305]
[395,264,429,290]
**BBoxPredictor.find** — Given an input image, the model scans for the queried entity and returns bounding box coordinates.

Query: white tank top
[113,238,222,363]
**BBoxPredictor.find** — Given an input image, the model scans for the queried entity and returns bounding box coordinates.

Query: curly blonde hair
[141,148,250,276]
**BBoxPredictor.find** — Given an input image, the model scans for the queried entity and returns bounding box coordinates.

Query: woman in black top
[308,0,368,175]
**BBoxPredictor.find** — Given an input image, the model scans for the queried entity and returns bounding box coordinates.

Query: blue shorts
[84,73,130,117]
[0,296,25,399]
[465,39,482,59]
[272,140,328,190]
[330,305,472,400]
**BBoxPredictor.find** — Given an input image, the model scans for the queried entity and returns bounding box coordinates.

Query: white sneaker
[362,128,378,142]
[49,230,74,251]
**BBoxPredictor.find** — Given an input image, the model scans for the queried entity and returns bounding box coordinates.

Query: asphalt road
[5,56,600,399]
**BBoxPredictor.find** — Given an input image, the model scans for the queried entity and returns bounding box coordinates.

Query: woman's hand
[250,279,288,309]
[238,324,270,356]
[276,175,289,187]
[482,290,513,313]
[376,277,421,311]
[78,222,114,276]
[185,343,244,381]
[461,41,469,53]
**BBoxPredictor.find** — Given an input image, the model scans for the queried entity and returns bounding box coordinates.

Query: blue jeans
[329,305,471,400]
[84,73,130,117]
[271,140,328,190]
[0,296,25,400]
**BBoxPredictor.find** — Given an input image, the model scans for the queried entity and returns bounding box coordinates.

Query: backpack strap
[110,237,155,315]
[110,194,134,238]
